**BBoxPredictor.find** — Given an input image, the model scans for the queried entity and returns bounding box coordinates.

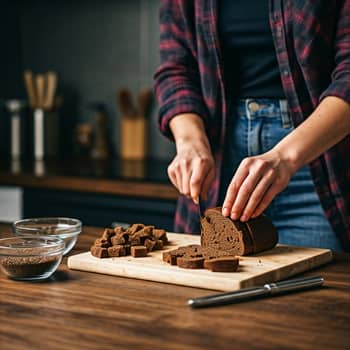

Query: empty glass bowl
[0,236,65,281]
[13,217,82,255]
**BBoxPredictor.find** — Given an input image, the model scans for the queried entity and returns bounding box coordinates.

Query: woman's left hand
[222,149,296,221]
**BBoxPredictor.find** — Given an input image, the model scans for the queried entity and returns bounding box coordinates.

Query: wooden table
[0,223,349,350]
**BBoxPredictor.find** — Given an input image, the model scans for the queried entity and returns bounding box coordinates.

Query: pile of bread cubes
[90,223,168,258]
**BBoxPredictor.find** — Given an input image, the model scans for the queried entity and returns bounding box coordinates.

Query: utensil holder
[33,108,59,159]
[120,116,148,160]
[120,159,146,179]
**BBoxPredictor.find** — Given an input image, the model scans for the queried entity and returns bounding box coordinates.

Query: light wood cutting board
[67,233,332,291]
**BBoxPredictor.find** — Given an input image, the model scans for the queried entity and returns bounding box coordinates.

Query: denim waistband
[230,98,292,129]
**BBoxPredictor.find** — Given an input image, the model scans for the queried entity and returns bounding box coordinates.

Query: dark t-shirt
[219,0,285,98]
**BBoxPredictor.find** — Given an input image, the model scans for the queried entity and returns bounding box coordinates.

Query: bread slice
[162,244,202,265]
[177,257,205,269]
[203,257,239,272]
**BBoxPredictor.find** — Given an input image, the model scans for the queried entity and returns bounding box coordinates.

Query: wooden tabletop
[0,223,349,350]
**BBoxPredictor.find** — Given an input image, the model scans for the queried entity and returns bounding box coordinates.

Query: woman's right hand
[168,113,215,202]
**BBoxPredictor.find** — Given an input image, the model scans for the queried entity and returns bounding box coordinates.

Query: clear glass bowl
[0,236,65,281]
[13,217,82,255]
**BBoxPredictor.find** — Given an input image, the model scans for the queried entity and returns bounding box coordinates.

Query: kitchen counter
[0,223,349,350]
[0,157,178,200]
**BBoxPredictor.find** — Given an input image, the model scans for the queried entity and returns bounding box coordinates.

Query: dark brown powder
[1,256,61,278]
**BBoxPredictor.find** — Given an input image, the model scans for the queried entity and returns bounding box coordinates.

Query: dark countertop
[0,222,349,350]
[0,157,178,200]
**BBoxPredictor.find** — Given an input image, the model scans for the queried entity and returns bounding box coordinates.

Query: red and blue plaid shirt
[154,0,350,251]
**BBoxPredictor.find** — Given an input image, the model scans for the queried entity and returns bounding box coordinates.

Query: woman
[154,0,350,251]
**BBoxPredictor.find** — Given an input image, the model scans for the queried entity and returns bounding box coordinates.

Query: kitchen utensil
[137,88,152,117]
[74,123,93,156]
[5,99,26,159]
[13,217,82,255]
[90,103,110,159]
[118,88,149,160]
[196,195,205,230]
[23,70,59,111]
[35,74,46,109]
[68,232,332,291]
[0,236,65,281]
[187,275,324,308]
[118,88,136,117]
[33,108,44,159]
[44,71,58,111]
[23,70,37,109]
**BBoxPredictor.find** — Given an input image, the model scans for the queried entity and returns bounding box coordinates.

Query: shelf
[0,157,178,201]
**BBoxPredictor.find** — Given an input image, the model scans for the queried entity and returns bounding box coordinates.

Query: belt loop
[245,99,251,119]
[279,100,292,128]
[246,99,256,119]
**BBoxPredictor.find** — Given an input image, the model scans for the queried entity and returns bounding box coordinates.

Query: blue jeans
[219,98,342,251]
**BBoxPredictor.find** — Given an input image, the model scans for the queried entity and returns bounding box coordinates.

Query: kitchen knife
[188,275,324,308]
[196,195,205,230]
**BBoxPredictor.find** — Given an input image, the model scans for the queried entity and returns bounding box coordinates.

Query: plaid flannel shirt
[154,0,350,251]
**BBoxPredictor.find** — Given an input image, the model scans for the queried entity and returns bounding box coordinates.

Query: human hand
[222,150,296,221]
[167,138,215,203]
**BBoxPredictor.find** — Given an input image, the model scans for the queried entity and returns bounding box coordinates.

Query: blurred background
[0,0,174,158]
[0,0,178,230]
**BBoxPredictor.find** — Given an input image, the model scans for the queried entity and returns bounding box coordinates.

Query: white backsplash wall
[0,186,22,222]
[16,0,175,160]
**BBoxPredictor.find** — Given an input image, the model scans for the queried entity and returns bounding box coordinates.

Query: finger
[222,165,250,217]
[172,162,183,194]
[229,158,272,220]
[251,181,281,218]
[229,172,262,220]
[190,159,209,199]
[189,175,201,201]
[167,164,179,189]
[239,169,276,221]
[179,159,192,197]
[201,167,215,201]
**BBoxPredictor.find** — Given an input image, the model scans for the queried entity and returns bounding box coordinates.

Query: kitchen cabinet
[0,186,22,221]
[22,188,176,231]
[0,157,178,231]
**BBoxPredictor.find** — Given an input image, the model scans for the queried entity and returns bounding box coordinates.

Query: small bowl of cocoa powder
[0,236,65,281]
[13,217,81,255]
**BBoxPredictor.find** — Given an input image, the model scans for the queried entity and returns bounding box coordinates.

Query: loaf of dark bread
[201,207,278,256]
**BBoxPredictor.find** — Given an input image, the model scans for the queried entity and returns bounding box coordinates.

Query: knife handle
[188,275,324,308]
[188,286,267,308]
[267,275,324,294]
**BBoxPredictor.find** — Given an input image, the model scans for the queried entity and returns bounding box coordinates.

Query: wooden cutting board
[67,233,333,291]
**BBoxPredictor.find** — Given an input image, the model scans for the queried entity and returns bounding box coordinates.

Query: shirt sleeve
[320,0,350,105]
[153,0,209,141]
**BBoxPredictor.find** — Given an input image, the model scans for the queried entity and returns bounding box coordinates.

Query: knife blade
[196,195,205,231]
[187,275,324,308]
